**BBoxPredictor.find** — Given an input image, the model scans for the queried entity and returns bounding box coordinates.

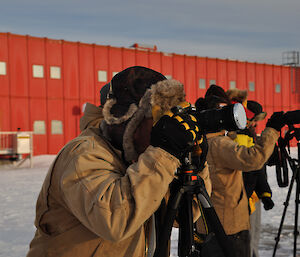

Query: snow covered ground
[0,149,299,257]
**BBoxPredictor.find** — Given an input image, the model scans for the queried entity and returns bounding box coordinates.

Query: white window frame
[33,65,44,78]
[249,81,255,92]
[50,66,61,79]
[229,81,236,89]
[199,78,206,89]
[98,70,107,82]
[209,79,216,85]
[33,120,46,135]
[0,61,6,75]
[51,120,63,135]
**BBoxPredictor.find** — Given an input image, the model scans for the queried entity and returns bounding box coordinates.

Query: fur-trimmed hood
[226,88,248,106]
[102,79,186,162]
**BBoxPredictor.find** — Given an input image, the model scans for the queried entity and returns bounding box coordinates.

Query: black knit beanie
[204,84,231,109]
[108,66,166,118]
[247,100,267,121]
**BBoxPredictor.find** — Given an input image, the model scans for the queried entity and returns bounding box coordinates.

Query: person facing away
[242,100,274,257]
[226,90,274,212]
[225,93,274,257]
[194,85,283,257]
[26,66,210,257]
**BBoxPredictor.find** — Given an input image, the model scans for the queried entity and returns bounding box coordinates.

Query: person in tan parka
[195,85,283,257]
[26,66,210,257]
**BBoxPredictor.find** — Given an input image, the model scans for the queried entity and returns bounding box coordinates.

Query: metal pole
[294,143,300,256]
[293,174,299,257]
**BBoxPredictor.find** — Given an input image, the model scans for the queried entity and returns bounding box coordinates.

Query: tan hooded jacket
[27,103,210,257]
[196,127,279,235]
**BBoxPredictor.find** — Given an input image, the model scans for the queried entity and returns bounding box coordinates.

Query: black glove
[266,111,285,131]
[261,197,274,210]
[151,108,199,160]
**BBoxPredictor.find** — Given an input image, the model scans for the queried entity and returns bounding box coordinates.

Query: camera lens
[233,103,247,130]
[196,103,247,133]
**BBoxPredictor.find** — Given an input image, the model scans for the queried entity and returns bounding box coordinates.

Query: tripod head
[176,135,208,175]
[286,126,300,144]
[268,125,300,187]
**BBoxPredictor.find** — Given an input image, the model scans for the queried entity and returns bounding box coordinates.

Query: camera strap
[276,137,289,187]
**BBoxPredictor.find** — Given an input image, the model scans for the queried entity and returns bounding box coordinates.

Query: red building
[0,32,299,155]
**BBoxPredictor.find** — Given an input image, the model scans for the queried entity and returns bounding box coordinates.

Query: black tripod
[272,127,300,257]
[153,153,236,257]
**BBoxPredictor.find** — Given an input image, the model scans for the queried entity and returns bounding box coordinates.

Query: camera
[282,110,300,126]
[266,109,300,187]
[173,102,247,134]
[194,103,247,133]
[179,102,247,134]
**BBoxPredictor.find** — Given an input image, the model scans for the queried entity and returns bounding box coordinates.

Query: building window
[275,84,281,93]
[33,65,44,78]
[229,81,236,89]
[50,66,61,79]
[98,70,107,82]
[51,120,63,134]
[33,120,46,134]
[112,71,119,77]
[199,79,206,89]
[0,61,6,75]
[209,79,216,85]
[165,75,172,80]
[249,81,255,92]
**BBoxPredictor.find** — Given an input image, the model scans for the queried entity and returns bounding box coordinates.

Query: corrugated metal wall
[0,32,299,154]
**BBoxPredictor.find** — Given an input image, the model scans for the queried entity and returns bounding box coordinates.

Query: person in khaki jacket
[227,90,274,257]
[195,85,284,257]
[26,66,210,257]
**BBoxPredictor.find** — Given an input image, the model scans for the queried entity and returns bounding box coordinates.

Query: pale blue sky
[1,0,300,64]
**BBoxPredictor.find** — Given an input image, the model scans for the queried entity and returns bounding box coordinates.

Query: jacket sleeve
[210,127,279,172]
[254,165,272,197]
[60,143,180,242]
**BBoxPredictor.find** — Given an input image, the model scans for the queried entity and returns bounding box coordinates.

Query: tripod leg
[293,169,300,257]
[178,192,194,257]
[294,142,300,257]
[273,149,299,257]
[272,179,295,257]
[154,187,184,257]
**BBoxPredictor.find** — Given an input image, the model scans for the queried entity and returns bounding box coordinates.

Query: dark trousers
[227,230,250,257]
